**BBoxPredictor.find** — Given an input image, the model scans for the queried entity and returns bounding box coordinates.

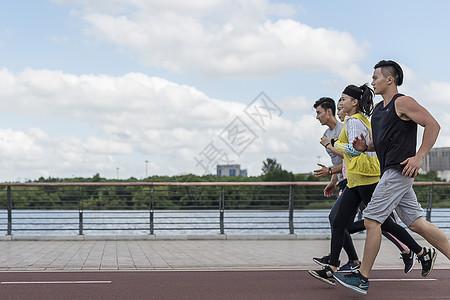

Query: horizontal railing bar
[0,181,445,187]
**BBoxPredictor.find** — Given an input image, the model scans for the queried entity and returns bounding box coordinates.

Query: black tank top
[371,93,417,174]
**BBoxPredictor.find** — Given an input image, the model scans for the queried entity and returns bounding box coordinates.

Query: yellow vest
[336,113,380,188]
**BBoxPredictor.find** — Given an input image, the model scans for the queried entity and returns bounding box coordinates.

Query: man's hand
[324,182,336,197]
[314,163,328,179]
[400,155,423,178]
[320,136,330,147]
[352,133,367,152]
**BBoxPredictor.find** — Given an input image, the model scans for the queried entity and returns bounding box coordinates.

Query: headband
[342,86,363,100]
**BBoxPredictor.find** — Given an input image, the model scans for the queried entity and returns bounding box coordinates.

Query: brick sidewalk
[0,235,449,271]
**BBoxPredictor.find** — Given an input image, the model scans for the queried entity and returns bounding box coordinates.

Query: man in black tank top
[333,60,450,295]
[371,93,417,175]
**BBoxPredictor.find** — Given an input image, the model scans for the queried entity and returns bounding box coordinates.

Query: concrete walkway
[0,235,449,271]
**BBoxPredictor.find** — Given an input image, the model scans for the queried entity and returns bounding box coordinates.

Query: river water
[1,209,449,235]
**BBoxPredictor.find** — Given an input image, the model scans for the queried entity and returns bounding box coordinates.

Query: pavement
[1,234,450,272]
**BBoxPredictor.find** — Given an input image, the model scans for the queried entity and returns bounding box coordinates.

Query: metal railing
[0,181,449,236]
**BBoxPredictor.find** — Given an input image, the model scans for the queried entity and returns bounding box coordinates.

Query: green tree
[263,168,295,182]
[415,171,443,182]
[262,158,282,175]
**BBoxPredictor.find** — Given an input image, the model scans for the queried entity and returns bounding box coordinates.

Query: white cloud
[1,68,314,180]
[331,63,371,87]
[421,81,450,149]
[421,80,450,107]
[0,128,43,158]
[1,62,449,181]
[0,64,339,180]
[56,0,365,77]
[0,68,242,128]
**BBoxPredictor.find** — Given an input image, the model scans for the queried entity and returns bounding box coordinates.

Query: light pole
[116,167,119,180]
[145,160,149,178]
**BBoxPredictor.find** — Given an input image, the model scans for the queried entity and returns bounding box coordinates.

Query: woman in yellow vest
[309,84,426,286]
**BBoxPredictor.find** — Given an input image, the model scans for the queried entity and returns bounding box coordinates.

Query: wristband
[328,167,332,176]
[324,142,330,148]
[331,139,336,147]
[363,144,368,152]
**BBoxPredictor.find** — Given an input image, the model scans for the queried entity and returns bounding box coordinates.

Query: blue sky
[0,0,450,181]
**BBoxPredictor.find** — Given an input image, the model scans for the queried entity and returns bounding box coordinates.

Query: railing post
[289,185,294,234]
[426,185,433,222]
[219,186,225,234]
[150,186,154,235]
[7,186,12,236]
[78,186,84,235]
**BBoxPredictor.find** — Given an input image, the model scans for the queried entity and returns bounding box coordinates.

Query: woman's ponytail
[358,84,374,116]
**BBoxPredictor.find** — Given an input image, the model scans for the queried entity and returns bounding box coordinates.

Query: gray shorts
[363,168,423,227]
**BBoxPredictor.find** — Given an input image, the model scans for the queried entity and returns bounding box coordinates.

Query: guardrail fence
[0,182,449,235]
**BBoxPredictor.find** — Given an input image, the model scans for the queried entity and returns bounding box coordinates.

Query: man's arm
[321,136,344,158]
[396,96,440,178]
[324,174,338,197]
[314,163,343,179]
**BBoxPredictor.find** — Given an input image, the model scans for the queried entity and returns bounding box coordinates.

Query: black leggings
[328,194,360,261]
[328,187,406,262]
[329,183,422,267]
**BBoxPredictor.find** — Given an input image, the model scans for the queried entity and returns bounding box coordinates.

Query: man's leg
[332,216,379,295]
[393,182,450,260]
[409,217,450,260]
[359,218,382,278]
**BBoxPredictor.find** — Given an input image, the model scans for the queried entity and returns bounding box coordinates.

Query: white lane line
[1,281,112,285]
[371,278,437,282]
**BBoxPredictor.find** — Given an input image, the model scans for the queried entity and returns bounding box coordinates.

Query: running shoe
[312,254,330,266]
[333,271,369,295]
[308,265,335,286]
[418,247,437,277]
[401,251,416,273]
[338,260,361,273]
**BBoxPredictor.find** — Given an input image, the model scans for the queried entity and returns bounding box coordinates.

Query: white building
[216,164,248,177]
[423,147,450,181]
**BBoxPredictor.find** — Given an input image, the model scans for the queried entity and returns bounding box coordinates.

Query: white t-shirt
[323,122,344,182]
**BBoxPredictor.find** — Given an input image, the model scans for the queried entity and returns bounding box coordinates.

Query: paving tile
[0,235,448,271]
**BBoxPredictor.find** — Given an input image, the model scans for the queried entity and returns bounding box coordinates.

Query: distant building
[216,164,248,177]
[423,147,450,181]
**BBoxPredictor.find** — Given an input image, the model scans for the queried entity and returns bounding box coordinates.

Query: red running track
[0,269,448,299]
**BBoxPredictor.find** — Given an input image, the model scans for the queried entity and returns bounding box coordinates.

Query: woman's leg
[382,212,408,252]
[380,217,422,254]
[329,190,360,262]
[329,187,362,267]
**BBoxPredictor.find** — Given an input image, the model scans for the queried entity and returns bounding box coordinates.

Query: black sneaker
[338,260,361,273]
[401,251,416,273]
[313,254,330,266]
[313,254,339,267]
[308,265,335,286]
[418,247,437,277]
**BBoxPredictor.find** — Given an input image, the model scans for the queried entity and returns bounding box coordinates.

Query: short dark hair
[313,97,336,115]
[374,60,403,86]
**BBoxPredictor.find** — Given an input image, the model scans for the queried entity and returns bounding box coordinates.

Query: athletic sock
[357,271,369,283]
[418,247,426,258]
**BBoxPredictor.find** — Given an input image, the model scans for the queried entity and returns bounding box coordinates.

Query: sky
[1,0,450,182]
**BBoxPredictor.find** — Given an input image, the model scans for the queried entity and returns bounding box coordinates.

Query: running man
[334,60,450,295]
[312,97,360,272]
